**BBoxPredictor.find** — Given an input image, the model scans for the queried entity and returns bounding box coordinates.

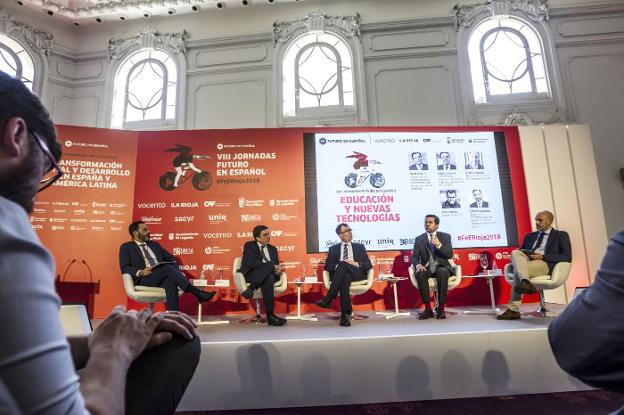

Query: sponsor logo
[319,138,327,145]
[51,225,65,231]
[69,225,85,231]
[70,218,88,223]
[203,232,233,239]
[238,197,264,208]
[217,143,224,150]
[74,209,85,215]
[137,202,166,209]
[52,209,66,214]
[168,233,175,240]
[141,216,162,224]
[30,217,46,222]
[170,202,199,208]
[92,210,105,215]
[269,199,299,207]
[63,140,108,149]
[179,264,197,271]
[32,208,46,214]
[202,264,216,271]
[32,224,44,229]
[468,253,478,261]
[49,218,67,223]
[277,245,296,252]
[400,238,415,246]
[204,200,216,207]
[110,226,123,231]
[174,216,195,222]
[151,233,163,241]
[173,247,194,255]
[91,226,105,231]
[279,261,301,269]
[204,246,231,255]
[377,238,395,245]
[495,252,503,260]
[92,202,107,208]
[110,211,125,216]
[453,253,460,260]
[89,219,107,223]
[272,213,297,221]
[241,214,261,222]
[208,214,228,224]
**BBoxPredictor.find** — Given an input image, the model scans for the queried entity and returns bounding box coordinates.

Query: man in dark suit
[441,190,461,208]
[239,224,287,326]
[437,152,456,170]
[469,189,489,208]
[498,210,572,320]
[119,220,215,311]
[412,214,455,319]
[316,223,372,327]
[548,230,624,399]
[409,152,428,170]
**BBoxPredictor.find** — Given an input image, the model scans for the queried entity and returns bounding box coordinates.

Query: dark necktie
[342,243,349,260]
[428,235,437,274]
[532,231,545,252]
[140,244,157,267]
[260,245,270,262]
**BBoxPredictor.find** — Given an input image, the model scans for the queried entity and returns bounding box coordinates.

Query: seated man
[548,230,624,398]
[412,214,455,319]
[239,225,287,326]
[497,210,571,320]
[0,72,200,414]
[316,223,372,327]
[119,220,215,311]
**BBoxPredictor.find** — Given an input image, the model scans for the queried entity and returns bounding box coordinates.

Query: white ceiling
[12,0,309,25]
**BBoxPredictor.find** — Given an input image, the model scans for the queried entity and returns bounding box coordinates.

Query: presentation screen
[304,131,519,253]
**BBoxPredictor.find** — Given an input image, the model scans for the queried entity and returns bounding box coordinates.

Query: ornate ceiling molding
[273,10,360,44]
[502,112,534,126]
[108,27,189,59]
[454,0,549,31]
[0,9,53,56]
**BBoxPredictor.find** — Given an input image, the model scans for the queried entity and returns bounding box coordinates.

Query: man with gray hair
[497,211,571,320]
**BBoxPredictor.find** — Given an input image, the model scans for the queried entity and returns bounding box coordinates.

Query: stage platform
[177,304,590,412]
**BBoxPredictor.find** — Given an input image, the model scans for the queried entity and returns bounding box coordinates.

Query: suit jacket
[239,240,280,276]
[470,201,489,208]
[437,163,457,170]
[411,231,455,275]
[465,163,484,169]
[548,230,623,393]
[409,163,428,171]
[324,242,372,278]
[119,240,175,279]
[442,201,461,208]
[520,228,571,275]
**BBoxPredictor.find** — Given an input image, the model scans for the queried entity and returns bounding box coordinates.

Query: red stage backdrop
[33,126,532,319]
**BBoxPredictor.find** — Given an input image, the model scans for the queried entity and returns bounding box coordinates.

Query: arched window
[111,49,177,129]
[0,33,35,91]
[467,16,549,104]
[282,32,355,118]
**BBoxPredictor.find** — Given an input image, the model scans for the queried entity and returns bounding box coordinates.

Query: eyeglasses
[30,131,64,192]
[339,228,352,234]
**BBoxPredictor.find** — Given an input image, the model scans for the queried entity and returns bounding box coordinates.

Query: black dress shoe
[340,314,351,327]
[197,290,216,303]
[267,313,287,326]
[418,308,434,320]
[496,309,521,320]
[241,287,254,300]
[514,279,537,295]
[315,297,332,308]
[435,309,447,319]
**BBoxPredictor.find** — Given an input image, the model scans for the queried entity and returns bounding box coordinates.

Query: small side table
[193,279,230,325]
[375,275,411,319]
[463,273,503,315]
[286,279,322,322]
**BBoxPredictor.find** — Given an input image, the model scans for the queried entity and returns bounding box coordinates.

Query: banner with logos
[33,126,532,319]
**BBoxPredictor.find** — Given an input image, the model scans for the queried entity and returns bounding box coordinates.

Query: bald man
[497,211,571,320]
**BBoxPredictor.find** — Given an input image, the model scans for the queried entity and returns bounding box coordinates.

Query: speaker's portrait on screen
[441,189,461,208]
[436,152,456,170]
[465,151,484,170]
[408,152,429,170]
[470,189,489,208]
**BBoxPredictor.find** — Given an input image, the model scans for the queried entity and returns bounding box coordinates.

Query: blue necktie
[140,244,157,267]
[260,245,270,262]
[532,232,545,252]
[428,235,437,274]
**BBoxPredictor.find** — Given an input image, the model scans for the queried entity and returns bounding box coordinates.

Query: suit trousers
[327,261,366,313]
[137,264,190,311]
[414,267,451,305]
[508,250,550,310]
[125,335,201,415]
[244,262,276,314]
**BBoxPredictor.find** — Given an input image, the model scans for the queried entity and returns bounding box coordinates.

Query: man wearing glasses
[239,224,287,326]
[316,223,372,326]
[0,72,200,414]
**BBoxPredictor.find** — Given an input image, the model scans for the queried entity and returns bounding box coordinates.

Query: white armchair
[408,259,462,309]
[322,267,375,320]
[121,273,182,312]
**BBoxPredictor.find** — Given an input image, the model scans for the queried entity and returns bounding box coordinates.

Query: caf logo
[272,213,280,221]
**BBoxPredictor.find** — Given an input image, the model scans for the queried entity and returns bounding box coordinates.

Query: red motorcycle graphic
[159,144,212,191]
[344,151,385,188]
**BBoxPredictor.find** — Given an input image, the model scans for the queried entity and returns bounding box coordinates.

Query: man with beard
[119,220,216,311]
[0,72,200,414]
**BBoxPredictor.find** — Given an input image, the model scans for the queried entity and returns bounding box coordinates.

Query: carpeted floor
[176,390,624,415]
